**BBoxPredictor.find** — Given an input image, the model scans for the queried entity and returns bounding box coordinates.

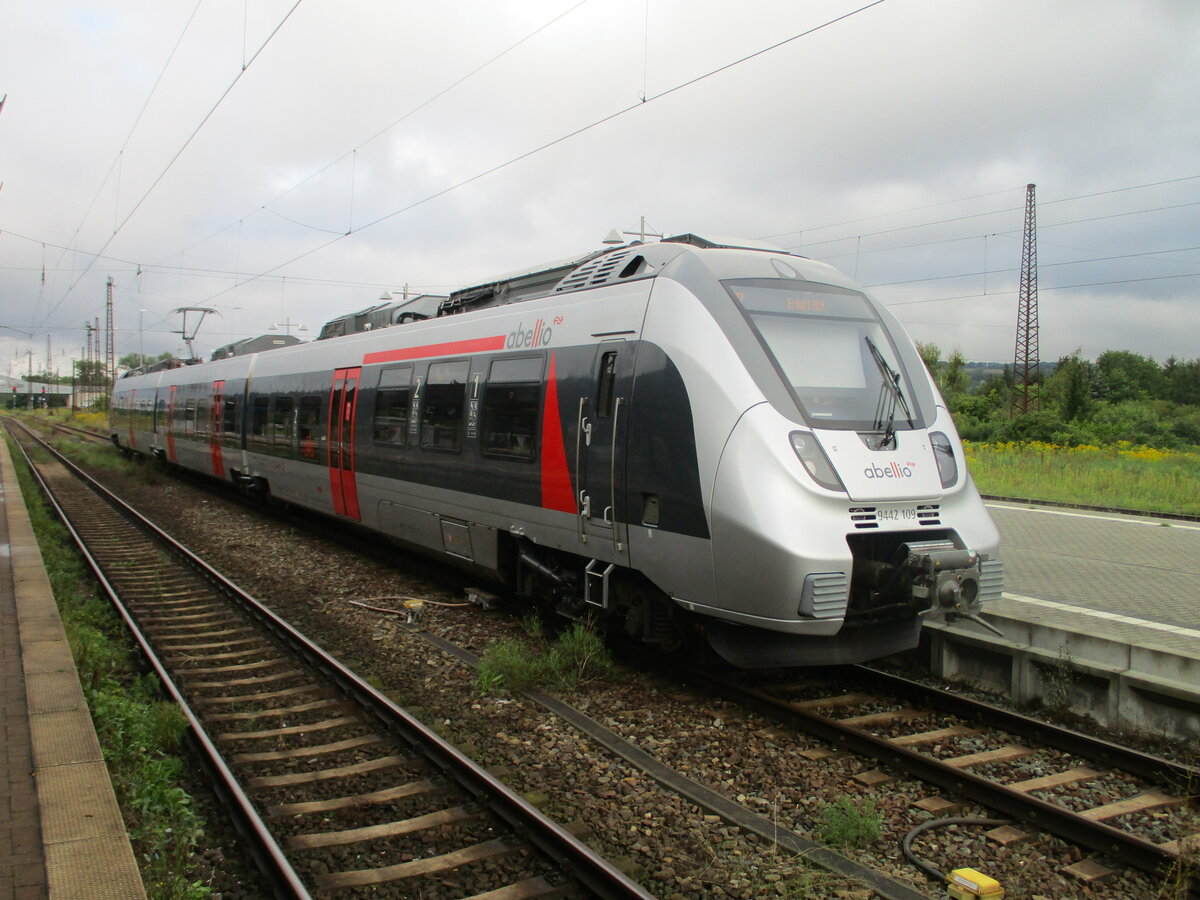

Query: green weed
[477,622,613,695]
[519,608,544,637]
[816,796,883,848]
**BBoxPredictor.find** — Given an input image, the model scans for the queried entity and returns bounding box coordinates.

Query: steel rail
[9,420,654,900]
[686,668,1191,890]
[854,665,1199,786]
[416,627,937,900]
[46,420,110,444]
[5,420,311,899]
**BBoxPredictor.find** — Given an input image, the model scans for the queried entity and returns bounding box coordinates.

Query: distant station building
[2,375,76,409]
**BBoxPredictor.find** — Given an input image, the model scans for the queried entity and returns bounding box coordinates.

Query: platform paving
[0,436,144,899]
[987,501,1200,633]
[0,441,48,900]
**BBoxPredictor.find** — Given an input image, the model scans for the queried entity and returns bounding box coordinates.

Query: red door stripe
[540,352,575,513]
[362,335,505,366]
[166,385,177,462]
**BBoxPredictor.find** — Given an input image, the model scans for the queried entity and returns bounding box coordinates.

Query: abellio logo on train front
[863,461,917,479]
[507,319,552,349]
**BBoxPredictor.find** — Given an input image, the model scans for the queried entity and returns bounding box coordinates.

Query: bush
[989,410,1089,446]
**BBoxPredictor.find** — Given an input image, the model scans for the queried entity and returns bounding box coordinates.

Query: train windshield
[724,278,928,431]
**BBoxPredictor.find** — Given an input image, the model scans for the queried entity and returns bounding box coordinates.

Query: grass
[815,796,883,849]
[477,621,614,695]
[964,441,1200,516]
[7,435,213,898]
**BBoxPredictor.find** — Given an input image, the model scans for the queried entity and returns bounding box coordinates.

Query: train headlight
[930,431,958,488]
[789,431,845,492]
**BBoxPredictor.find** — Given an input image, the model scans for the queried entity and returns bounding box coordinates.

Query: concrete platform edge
[1,436,146,899]
[923,592,1200,741]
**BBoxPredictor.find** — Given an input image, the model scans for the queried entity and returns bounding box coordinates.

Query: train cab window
[481,356,543,461]
[249,397,270,449]
[297,395,323,461]
[270,396,295,455]
[596,350,618,418]
[420,360,469,453]
[372,366,413,447]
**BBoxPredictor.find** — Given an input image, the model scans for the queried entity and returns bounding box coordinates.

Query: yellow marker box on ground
[947,867,1004,899]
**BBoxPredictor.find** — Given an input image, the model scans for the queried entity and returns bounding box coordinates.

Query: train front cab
[634,246,1002,667]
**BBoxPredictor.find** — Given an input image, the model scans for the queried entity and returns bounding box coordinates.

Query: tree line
[919,345,1200,449]
[23,353,175,386]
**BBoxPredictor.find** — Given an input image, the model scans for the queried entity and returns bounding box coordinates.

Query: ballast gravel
[83,462,1196,900]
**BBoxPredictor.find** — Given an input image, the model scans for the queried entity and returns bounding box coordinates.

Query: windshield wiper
[865,336,914,448]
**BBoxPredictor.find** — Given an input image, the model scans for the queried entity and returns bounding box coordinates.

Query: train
[110,233,1003,667]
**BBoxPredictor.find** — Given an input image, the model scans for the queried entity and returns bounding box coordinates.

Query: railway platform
[0,437,144,899]
[923,500,1200,742]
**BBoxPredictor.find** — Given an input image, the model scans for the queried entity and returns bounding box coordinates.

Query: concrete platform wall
[923,594,1200,742]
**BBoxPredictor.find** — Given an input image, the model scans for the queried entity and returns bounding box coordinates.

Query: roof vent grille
[556,249,641,294]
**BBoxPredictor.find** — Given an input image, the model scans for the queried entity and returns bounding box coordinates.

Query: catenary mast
[1011,183,1040,414]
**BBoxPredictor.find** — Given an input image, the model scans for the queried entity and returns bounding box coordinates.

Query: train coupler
[899,540,984,624]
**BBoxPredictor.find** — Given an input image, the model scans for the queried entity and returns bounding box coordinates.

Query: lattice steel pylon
[1011,183,1040,414]
[105,277,116,393]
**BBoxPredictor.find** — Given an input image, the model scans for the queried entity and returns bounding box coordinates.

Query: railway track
[6,419,654,900]
[685,664,1200,894]
[18,413,1200,896]
[43,419,111,444]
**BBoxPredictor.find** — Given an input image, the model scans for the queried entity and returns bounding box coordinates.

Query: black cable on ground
[902,817,1010,884]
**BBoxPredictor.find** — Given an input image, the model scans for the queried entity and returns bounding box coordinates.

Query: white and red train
[111,234,1003,666]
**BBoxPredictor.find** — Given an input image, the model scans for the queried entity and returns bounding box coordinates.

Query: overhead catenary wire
[50,0,206,282]
[40,0,307,328]
[195,0,894,306]
[166,0,593,261]
[882,272,1200,308]
[768,173,1200,246]
[868,245,1200,289]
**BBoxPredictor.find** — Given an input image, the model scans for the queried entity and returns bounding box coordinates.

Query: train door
[328,367,362,520]
[127,389,138,450]
[166,385,177,462]
[575,342,629,556]
[209,381,225,477]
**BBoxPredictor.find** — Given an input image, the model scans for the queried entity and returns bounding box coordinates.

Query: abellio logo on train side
[507,319,552,349]
[863,461,916,479]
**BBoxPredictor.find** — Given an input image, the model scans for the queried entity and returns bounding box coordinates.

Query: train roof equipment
[211,333,303,360]
[317,293,448,340]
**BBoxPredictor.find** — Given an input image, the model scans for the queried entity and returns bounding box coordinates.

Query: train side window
[195,398,209,437]
[221,396,240,447]
[182,398,195,436]
[297,395,323,460]
[420,360,469,453]
[249,397,270,449]
[271,396,295,456]
[596,350,618,418]
[481,356,543,461]
[373,366,413,446]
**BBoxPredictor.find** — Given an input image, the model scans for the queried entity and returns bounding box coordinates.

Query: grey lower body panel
[706,617,924,668]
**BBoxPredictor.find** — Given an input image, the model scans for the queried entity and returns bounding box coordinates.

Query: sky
[1,0,1198,378]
